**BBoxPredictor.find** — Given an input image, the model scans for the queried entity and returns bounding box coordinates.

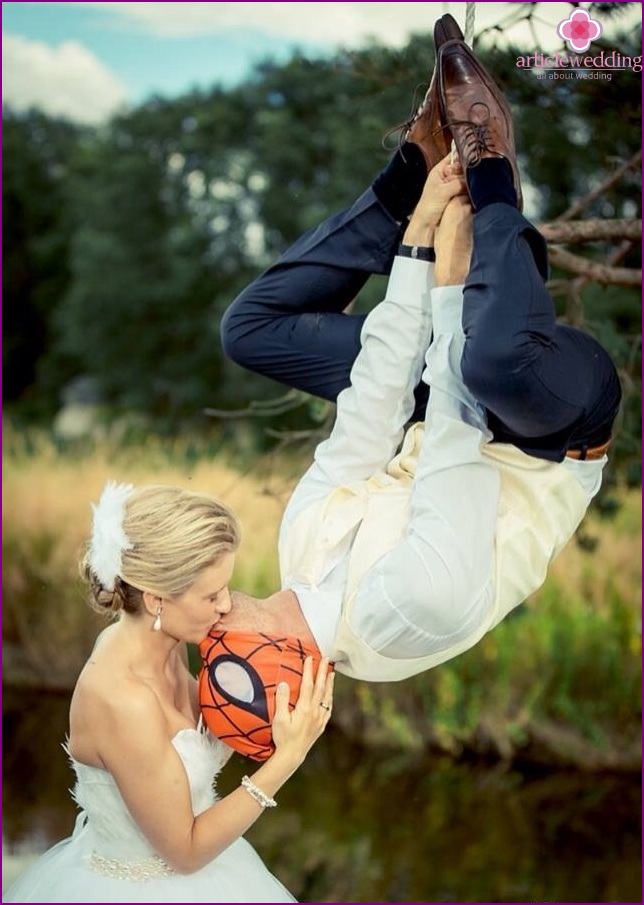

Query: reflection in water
[3,687,641,903]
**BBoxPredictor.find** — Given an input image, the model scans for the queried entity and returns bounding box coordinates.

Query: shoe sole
[434,13,464,49]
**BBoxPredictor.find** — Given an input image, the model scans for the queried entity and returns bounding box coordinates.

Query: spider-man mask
[198,629,323,761]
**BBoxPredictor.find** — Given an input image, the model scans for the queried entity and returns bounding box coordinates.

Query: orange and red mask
[198,629,323,761]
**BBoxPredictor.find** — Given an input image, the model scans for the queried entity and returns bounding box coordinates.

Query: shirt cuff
[431,284,465,334]
[387,256,436,312]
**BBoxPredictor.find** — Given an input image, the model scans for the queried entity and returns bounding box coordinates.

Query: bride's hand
[270,656,334,766]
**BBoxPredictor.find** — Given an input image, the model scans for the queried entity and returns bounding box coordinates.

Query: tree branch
[548,247,642,285]
[539,219,641,244]
[557,149,642,222]
[571,239,637,293]
[203,389,306,419]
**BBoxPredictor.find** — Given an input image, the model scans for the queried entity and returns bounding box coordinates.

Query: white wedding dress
[3,727,295,903]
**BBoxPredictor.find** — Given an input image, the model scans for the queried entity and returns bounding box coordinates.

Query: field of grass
[2,428,288,686]
[3,427,641,769]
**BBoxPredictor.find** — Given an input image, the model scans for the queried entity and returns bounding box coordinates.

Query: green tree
[2,110,82,416]
[4,10,641,471]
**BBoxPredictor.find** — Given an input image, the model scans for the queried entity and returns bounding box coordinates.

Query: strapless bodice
[66,729,233,866]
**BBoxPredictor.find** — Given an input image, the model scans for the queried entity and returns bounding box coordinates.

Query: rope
[464,1,476,47]
[450,1,477,161]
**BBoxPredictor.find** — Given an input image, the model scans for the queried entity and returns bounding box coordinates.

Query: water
[2,686,641,903]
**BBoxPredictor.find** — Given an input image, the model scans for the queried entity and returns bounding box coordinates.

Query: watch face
[399,244,435,261]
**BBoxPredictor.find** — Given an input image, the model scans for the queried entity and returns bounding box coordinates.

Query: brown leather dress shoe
[396,15,464,172]
[434,13,464,47]
[438,40,523,210]
[403,74,449,172]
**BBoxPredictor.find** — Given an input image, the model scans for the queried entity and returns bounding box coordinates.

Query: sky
[2,1,642,124]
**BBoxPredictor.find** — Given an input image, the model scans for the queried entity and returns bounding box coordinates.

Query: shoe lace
[443,102,496,165]
[381,82,429,158]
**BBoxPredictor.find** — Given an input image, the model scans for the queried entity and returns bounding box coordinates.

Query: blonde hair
[81,485,240,617]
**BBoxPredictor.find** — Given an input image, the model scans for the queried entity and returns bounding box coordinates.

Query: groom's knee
[220,295,259,368]
[461,335,528,411]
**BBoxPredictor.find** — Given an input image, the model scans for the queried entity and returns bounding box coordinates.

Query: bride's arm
[91,657,333,874]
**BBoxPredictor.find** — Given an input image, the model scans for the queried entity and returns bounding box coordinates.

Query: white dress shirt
[279,257,605,662]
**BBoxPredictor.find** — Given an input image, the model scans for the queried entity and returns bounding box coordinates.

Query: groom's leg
[220,145,430,410]
[437,37,621,461]
[461,191,622,462]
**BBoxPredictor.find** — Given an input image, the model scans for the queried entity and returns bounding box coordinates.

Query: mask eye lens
[213,660,254,703]
[208,653,269,722]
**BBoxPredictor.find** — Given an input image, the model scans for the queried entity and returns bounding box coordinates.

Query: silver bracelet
[241,775,277,808]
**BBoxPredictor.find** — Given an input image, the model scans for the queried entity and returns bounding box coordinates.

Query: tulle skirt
[4,829,295,903]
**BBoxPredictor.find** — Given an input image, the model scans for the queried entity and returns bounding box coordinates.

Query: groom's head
[198,627,322,760]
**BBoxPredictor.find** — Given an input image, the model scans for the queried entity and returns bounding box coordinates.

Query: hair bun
[81,560,124,616]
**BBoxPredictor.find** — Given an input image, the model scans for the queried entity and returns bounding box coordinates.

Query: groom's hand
[403,154,467,247]
[434,196,474,287]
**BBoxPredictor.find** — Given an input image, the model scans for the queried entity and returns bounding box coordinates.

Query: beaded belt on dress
[90,851,176,880]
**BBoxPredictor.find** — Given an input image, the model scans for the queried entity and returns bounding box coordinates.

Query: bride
[4,482,334,903]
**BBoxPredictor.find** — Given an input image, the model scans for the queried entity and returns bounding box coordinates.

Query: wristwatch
[397,243,436,262]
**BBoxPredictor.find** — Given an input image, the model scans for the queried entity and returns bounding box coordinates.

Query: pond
[2,686,641,903]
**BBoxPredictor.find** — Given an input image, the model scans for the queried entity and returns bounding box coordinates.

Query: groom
[199,18,621,758]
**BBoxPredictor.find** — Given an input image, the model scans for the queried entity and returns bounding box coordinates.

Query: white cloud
[2,33,127,124]
[58,1,423,44]
[56,1,641,49]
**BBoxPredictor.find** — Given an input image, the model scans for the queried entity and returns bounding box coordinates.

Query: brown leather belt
[566,438,612,461]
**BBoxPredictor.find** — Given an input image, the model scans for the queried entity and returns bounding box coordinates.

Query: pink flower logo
[557,8,603,53]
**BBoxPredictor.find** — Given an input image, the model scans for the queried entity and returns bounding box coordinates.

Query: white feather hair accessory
[89,481,135,590]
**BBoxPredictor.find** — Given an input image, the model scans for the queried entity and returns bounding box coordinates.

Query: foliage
[3,430,641,770]
[2,111,84,415]
[4,686,641,903]
[2,20,641,472]
[331,484,642,770]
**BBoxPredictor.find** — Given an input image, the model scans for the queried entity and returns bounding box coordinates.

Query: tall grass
[3,427,641,768]
[3,428,290,681]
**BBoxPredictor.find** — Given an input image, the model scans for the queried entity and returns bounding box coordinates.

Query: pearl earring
[153,604,162,632]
